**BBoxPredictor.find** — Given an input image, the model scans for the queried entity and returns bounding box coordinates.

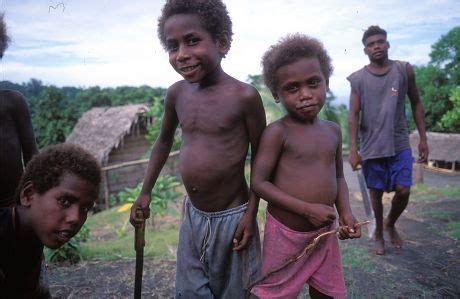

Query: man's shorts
[362,148,413,192]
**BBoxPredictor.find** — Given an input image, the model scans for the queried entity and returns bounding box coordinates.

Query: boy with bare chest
[129,0,266,298]
[250,34,361,299]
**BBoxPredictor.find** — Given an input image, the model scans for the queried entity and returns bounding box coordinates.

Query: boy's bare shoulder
[264,118,287,138]
[319,119,342,135]
[228,77,261,103]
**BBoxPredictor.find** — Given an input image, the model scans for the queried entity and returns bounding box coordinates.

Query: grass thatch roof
[66,104,149,164]
[410,131,460,162]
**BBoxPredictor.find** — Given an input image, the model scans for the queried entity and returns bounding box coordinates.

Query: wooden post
[103,170,110,210]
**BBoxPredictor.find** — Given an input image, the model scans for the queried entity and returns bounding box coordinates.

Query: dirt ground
[48,188,460,298]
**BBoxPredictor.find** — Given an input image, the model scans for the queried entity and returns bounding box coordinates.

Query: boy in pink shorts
[250,34,362,298]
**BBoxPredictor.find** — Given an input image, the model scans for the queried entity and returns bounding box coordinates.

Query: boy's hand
[233,212,255,251]
[129,194,151,227]
[348,150,362,170]
[305,203,336,227]
[338,213,361,239]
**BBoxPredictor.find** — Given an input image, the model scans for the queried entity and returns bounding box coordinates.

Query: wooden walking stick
[134,209,146,299]
[248,220,370,291]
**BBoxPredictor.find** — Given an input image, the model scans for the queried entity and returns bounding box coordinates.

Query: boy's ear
[272,92,280,103]
[217,31,230,55]
[20,181,36,207]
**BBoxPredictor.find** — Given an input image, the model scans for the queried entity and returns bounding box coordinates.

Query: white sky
[1,0,459,105]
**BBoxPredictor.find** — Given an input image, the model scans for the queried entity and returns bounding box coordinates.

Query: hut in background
[410,131,460,173]
[66,104,179,210]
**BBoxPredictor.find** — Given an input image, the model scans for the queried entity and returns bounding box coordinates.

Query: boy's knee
[394,185,410,199]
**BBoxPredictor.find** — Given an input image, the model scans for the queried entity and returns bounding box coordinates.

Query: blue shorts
[362,148,413,192]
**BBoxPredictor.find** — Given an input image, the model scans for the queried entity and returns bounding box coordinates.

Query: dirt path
[48,165,460,298]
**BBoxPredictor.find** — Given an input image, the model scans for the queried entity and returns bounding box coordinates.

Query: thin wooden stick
[248,220,370,290]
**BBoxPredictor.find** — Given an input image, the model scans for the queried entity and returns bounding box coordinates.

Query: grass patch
[421,210,455,221]
[340,241,375,273]
[411,184,460,202]
[78,203,180,261]
[81,227,179,260]
[447,221,460,240]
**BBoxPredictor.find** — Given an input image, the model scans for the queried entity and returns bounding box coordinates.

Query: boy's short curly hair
[17,143,101,200]
[362,25,387,45]
[0,13,10,58]
[262,33,333,93]
[157,0,233,50]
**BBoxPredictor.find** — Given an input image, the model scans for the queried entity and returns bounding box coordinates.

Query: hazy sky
[1,0,459,104]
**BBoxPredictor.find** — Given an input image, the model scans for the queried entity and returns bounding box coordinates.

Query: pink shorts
[251,212,346,299]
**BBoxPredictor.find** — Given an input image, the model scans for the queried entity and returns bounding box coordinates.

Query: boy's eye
[186,37,200,46]
[284,84,299,93]
[57,196,72,208]
[308,78,322,88]
[166,42,178,52]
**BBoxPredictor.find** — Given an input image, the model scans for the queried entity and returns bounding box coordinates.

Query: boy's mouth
[180,64,199,74]
[55,230,74,243]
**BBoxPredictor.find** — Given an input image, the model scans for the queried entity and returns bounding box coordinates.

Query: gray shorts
[175,197,261,299]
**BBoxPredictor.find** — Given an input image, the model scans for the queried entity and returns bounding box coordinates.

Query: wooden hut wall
[106,152,181,200]
[107,126,150,165]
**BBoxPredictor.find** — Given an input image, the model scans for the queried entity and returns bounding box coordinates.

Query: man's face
[364,34,389,62]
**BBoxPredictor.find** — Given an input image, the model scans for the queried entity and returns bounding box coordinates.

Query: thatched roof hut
[66,104,150,165]
[410,131,460,171]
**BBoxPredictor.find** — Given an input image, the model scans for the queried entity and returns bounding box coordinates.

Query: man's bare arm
[406,63,429,162]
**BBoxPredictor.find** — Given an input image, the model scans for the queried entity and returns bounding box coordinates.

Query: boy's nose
[66,206,82,224]
[299,87,313,100]
[177,45,190,61]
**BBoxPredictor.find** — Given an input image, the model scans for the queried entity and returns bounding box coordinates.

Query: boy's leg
[175,199,213,299]
[206,206,261,299]
[309,286,333,299]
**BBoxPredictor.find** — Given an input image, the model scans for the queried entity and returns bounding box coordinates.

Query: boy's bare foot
[384,221,403,249]
[371,234,385,255]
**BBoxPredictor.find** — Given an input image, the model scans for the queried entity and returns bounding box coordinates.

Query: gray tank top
[347,60,410,160]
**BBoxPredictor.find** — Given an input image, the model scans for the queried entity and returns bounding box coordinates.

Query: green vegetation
[81,206,179,261]
[117,175,182,228]
[0,80,167,148]
[413,184,460,241]
[411,184,460,202]
[411,26,460,133]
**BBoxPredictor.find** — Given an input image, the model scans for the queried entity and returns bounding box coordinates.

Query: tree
[32,86,78,147]
[414,26,460,133]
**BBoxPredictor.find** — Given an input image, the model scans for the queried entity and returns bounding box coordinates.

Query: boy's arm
[348,86,361,170]
[251,124,336,227]
[406,63,429,163]
[233,89,266,250]
[14,92,38,163]
[333,127,361,239]
[130,88,179,226]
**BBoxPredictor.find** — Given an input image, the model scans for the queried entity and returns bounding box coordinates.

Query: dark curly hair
[262,33,333,94]
[157,0,233,50]
[17,143,101,201]
[362,25,387,45]
[0,13,10,58]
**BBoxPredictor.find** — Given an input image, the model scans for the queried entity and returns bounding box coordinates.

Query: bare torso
[269,117,341,231]
[172,77,258,212]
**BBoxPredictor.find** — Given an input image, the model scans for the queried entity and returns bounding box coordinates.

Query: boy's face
[163,13,229,83]
[22,173,97,249]
[364,34,389,62]
[273,57,327,122]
